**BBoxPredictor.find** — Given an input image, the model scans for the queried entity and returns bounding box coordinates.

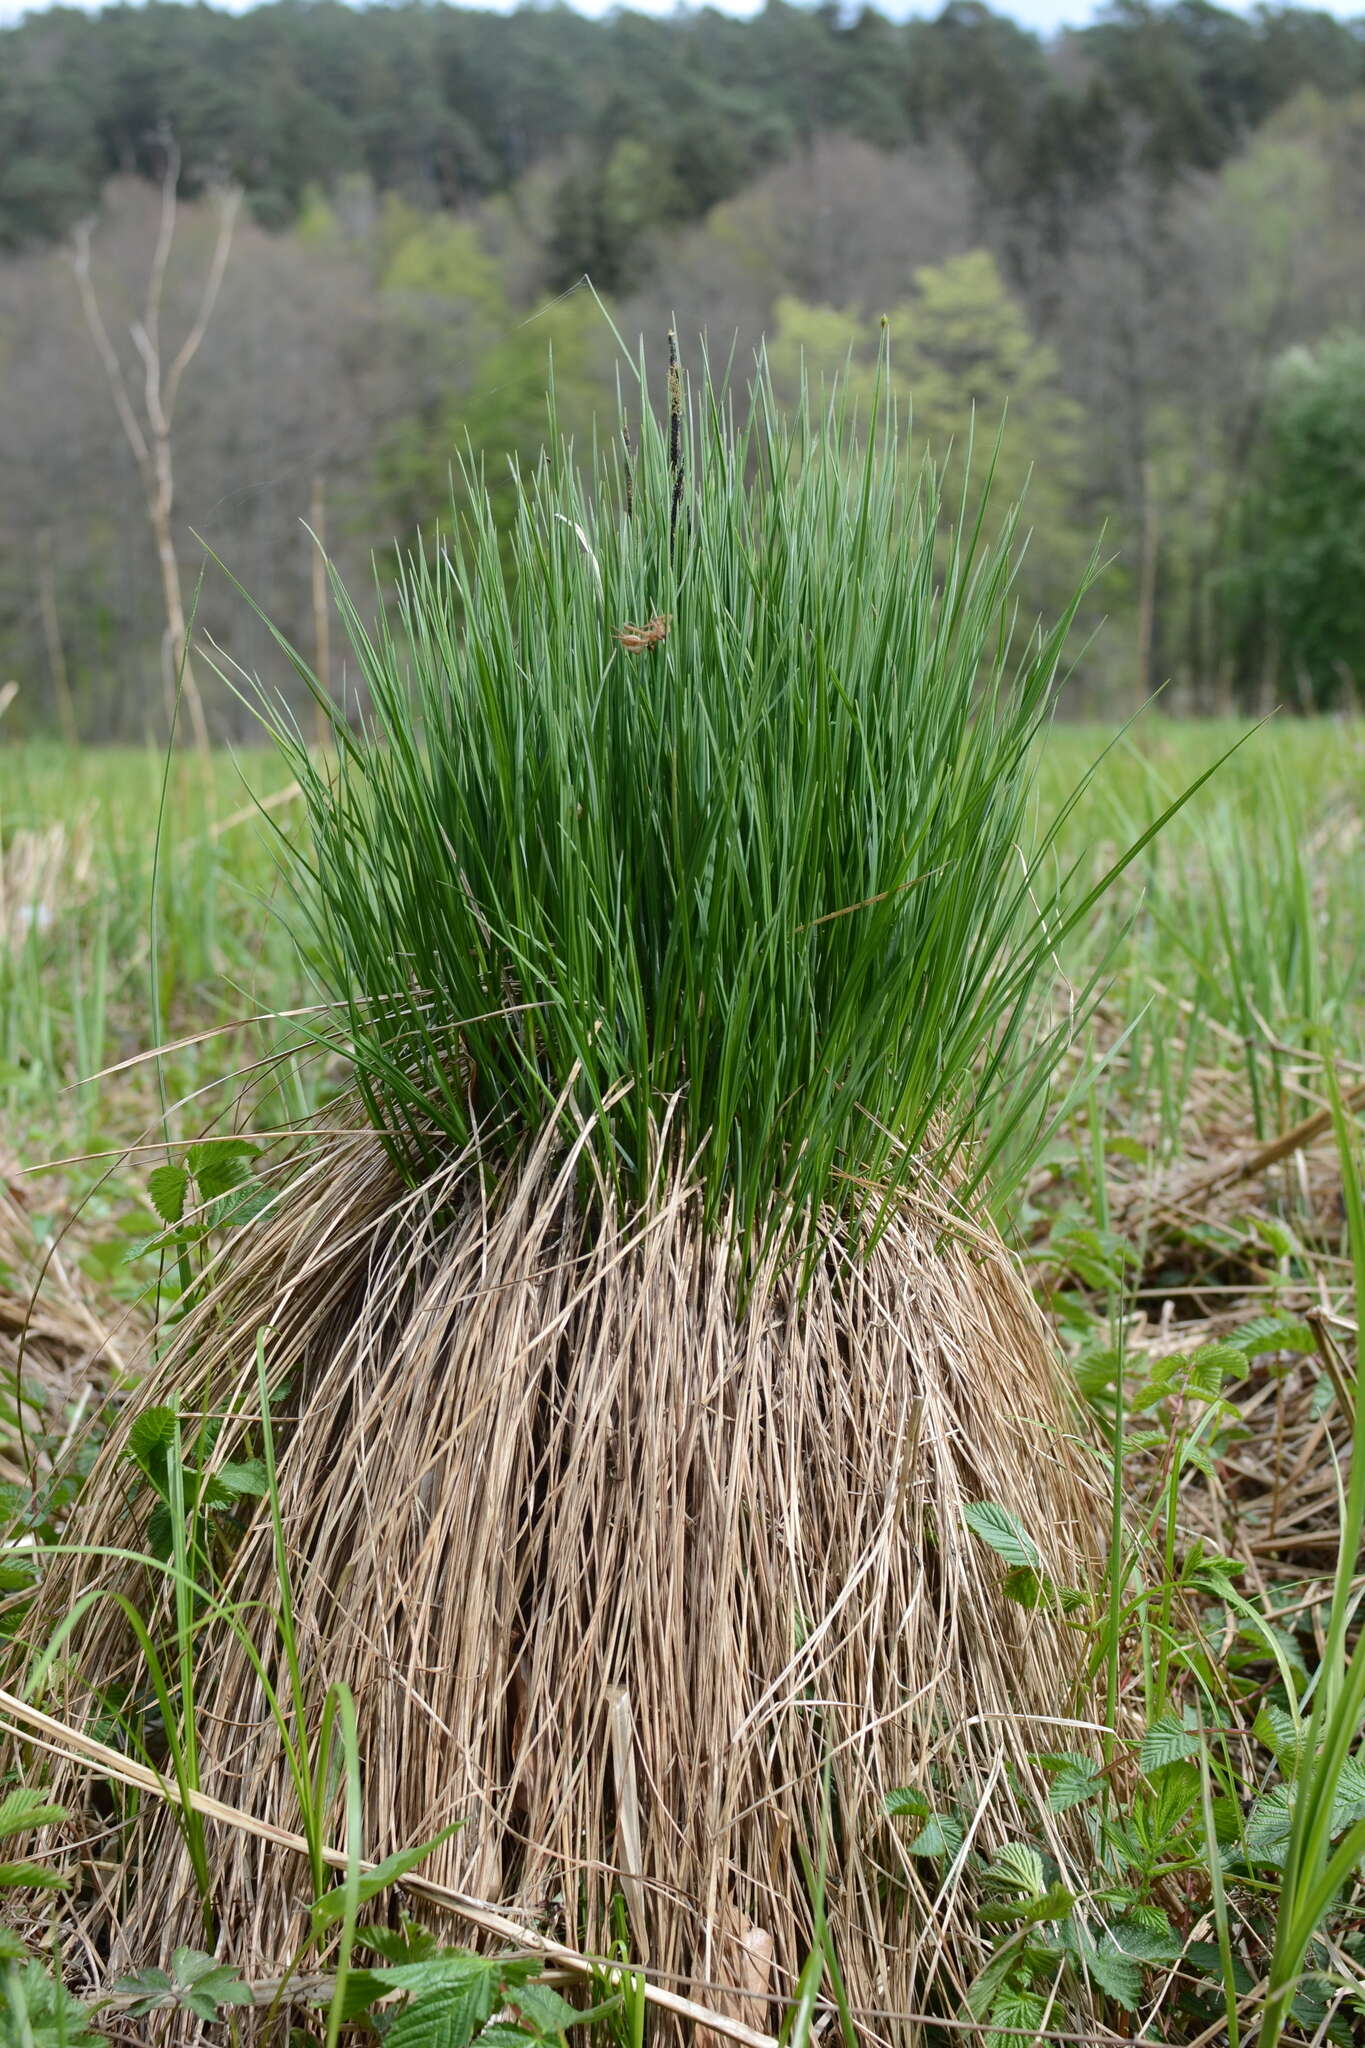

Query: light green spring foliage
[253,352,1226,1252]
[767,254,1088,618]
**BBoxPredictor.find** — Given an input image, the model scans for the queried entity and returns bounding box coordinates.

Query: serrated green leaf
[507,1981,581,2034]
[1243,1785,1295,1866]
[0,1788,66,1842]
[187,1138,259,1178]
[1002,1564,1050,1609]
[1046,1759,1104,1813]
[3,1958,104,2046]
[382,1975,500,2048]
[1139,1710,1202,1775]
[903,1811,964,1859]
[147,1164,189,1225]
[1106,1914,1181,1964]
[962,1502,1042,1572]
[1330,1755,1365,1830]
[213,1185,277,1229]
[1081,1938,1143,2008]
[358,1920,442,1965]
[984,1841,1046,1899]
[125,1406,177,1487]
[310,1819,462,1933]
[0,1858,71,1890]
[204,1459,269,1504]
[983,1987,1047,2048]
[1253,1702,1304,1774]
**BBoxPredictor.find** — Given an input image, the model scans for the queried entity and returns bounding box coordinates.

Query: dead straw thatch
[0,1186,135,1490]
[28,1119,1110,2041]
[0,823,92,954]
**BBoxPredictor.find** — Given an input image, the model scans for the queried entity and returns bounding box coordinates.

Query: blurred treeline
[4,0,1365,737]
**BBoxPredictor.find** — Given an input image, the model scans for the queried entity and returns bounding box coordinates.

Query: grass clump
[263,352,1183,1246]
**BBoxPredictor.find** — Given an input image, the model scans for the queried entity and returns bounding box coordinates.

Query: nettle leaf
[147,1164,189,1225]
[1139,1709,1202,1776]
[1232,1313,1315,1358]
[978,1879,1074,1926]
[1186,1942,1255,1995]
[472,2028,539,2048]
[962,1502,1042,1573]
[1122,1427,1171,1455]
[984,1986,1046,2048]
[212,1184,277,1229]
[1179,1439,1215,1480]
[0,1788,67,1842]
[188,1139,259,1193]
[1107,1912,1181,1964]
[1073,1346,1123,1398]
[204,1460,269,1505]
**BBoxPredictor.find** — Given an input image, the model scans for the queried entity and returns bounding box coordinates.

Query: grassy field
[1,714,1362,2045]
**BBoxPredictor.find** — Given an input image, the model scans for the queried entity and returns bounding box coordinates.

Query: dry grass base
[0,1187,134,1489]
[34,1129,1111,2041]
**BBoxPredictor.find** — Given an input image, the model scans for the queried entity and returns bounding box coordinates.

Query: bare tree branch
[66,132,234,750]
[164,184,242,422]
[70,219,152,479]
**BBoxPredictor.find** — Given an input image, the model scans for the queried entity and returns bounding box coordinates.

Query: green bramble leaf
[962,1502,1042,1573]
[378,1966,500,2048]
[125,1407,178,1488]
[0,1858,71,1890]
[0,1788,67,1842]
[1042,1755,1104,1813]
[1139,1709,1202,1775]
[506,1981,582,2035]
[147,1164,189,1225]
[984,1841,1046,1899]
[310,1820,463,1934]
[1080,1937,1143,2009]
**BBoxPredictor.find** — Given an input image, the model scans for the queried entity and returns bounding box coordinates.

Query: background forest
[4,0,1365,737]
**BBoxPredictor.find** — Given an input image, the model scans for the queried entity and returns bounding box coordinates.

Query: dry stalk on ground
[27,1123,1110,2041]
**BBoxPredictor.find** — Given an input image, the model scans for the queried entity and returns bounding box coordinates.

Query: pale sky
[2,0,1360,35]
[1,0,1361,41]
